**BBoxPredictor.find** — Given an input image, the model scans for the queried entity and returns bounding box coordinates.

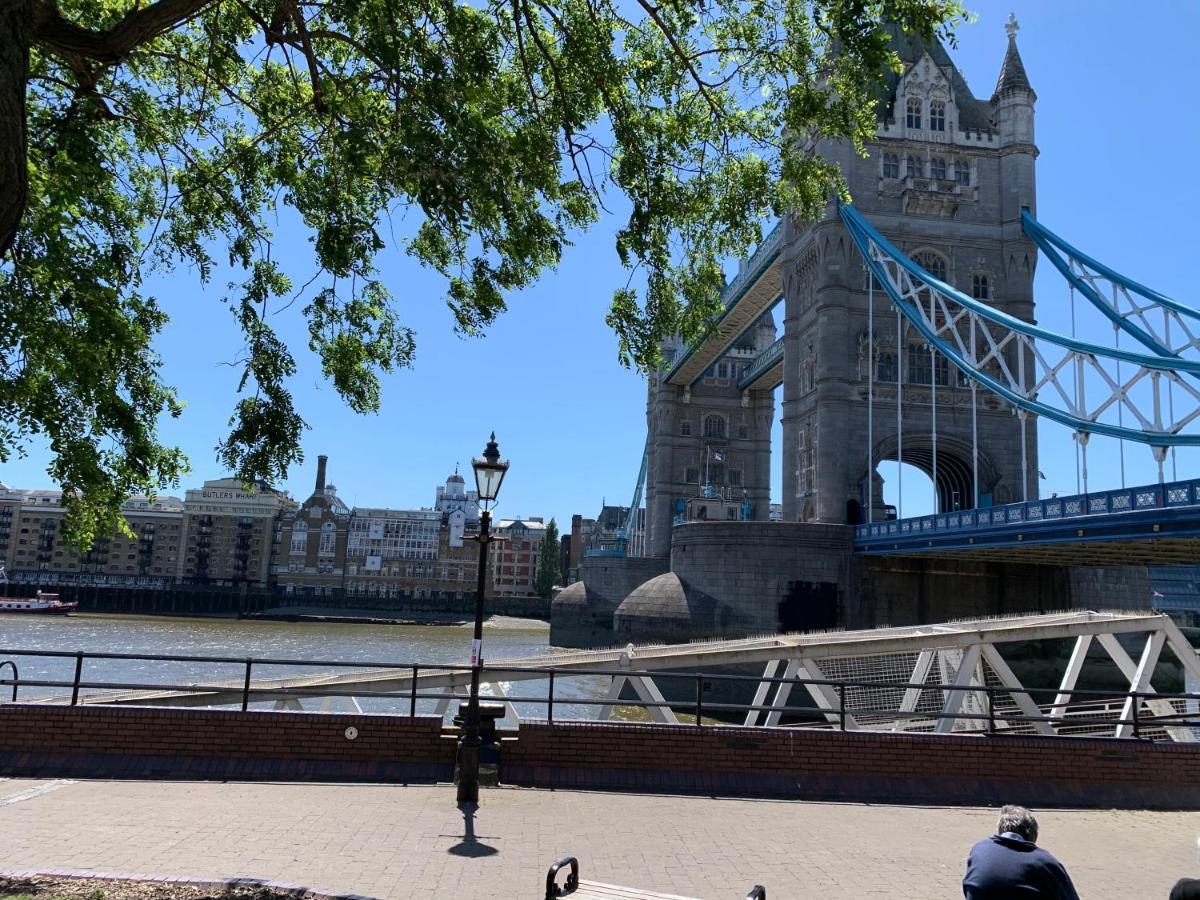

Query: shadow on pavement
[447,801,499,857]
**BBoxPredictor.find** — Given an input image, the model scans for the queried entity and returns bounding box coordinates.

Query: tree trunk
[0,0,32,258]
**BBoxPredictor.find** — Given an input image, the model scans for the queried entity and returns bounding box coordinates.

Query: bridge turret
[991,13,1037,220]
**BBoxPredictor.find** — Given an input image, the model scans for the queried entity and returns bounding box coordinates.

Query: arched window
[319,521,336,556]
[906,97,922,129]
[929,100,946,131]
[680,420,692,437]
[972,273,990,300]
[957,160,971,186]
[882,153,899,179]
[913,251,947,282]
[906,156,921,178]
[703,414,726,439]
[930,157,947,180]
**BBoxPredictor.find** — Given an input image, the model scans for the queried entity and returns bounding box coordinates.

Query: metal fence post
[410,665,418,718]
[548,670,555,725]
[0,660,17,702]
[1131,691,1141,740]
[838,684,846,731]
[695,674,703,727]
[241,659,253,711]
[987,686,995,735]
[70,651,84,706]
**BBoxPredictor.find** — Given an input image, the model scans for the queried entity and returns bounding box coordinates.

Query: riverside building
[0,489,186,588]
[181,477,295,587]
[0,460,533,604]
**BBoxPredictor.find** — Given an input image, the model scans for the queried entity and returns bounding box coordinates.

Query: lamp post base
[455,739,480,803]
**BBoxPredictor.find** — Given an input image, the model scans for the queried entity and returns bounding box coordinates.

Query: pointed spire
[991,12,1035,102]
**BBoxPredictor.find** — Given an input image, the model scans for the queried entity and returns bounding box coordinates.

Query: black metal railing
[1,646,1198,742]
[0,660,17,701]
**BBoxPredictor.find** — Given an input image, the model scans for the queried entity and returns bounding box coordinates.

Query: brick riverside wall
[501,721,1200,810]
[0,705,455,782]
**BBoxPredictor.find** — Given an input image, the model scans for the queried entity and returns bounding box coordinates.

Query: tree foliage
[0,0,963,545]
[534,516,560,597]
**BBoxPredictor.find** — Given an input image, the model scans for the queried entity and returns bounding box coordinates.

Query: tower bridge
[558,17,1200,647]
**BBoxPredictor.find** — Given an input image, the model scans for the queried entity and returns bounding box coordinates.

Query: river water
[0,613,608,720]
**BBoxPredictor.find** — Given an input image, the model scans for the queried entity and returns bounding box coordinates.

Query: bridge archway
[865,433,1000,516]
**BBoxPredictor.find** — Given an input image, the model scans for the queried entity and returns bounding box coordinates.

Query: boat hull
[0,603,77,615]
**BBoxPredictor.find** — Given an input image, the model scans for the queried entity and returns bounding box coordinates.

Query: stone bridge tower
[781,17,1039,523]
[645,314,777,558]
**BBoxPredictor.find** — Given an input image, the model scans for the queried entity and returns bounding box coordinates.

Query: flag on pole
[1153,590,1165,599]
[710,449,725,462]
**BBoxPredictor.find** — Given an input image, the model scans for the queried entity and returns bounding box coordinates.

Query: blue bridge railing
[855,477,1200,546]
[738,337,784,389]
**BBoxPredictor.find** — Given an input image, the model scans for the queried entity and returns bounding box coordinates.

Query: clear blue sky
[4,1,1199,526]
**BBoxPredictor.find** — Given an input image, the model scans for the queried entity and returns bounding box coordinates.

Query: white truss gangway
[22,610,1200,742]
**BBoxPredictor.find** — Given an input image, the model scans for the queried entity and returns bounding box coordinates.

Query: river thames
[0,612,607,718]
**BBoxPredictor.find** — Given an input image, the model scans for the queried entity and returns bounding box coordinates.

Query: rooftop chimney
[315,455,328,494]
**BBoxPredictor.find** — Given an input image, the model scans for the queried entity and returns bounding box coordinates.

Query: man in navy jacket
[962,805,1080,899]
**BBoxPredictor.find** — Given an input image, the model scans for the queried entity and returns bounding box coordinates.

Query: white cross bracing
[863,237,1200,456]
[1066,254,1200,360]
[54,611,1200,743]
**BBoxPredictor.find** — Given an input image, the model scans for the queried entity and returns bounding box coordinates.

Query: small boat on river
[0,592,77,615]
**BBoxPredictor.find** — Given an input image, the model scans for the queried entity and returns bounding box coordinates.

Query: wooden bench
[545,857,765,900]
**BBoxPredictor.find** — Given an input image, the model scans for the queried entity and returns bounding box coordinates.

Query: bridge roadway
[30,610,1200,742]
[664,222,783,388]
[855,475,1200,564]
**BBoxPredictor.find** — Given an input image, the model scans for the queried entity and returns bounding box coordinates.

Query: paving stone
[0,779,1196,898]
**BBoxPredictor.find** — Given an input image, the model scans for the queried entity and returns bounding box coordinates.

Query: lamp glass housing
[472,433,509,506]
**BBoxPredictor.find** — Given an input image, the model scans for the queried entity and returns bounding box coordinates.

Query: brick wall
[0,705,455,783]
[502,721,1200,810]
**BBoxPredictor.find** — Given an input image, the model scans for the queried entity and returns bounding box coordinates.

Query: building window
[905,97,921,129]
[972,273,990,300]
[680,420,691,437]
[290,521,307,555]
[913,251,947,282]
[882,153,899,179]
[716,362,729,379]
[685,466,700,484]
[877,351,898,383]
[930,157,946,180]
[729,470,743,487]
[907,348,949,386]
[319,521,336,556]
[929,100,946,131]
[957,160,971,186]
[906,156,921,178]
[798,429,816,497]
[702,414,726,439]
[737,423,749,440]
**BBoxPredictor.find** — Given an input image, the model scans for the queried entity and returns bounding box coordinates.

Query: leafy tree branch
[0,0,964,545]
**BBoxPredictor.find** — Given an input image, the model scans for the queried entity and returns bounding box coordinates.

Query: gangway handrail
[3,645,1198,742]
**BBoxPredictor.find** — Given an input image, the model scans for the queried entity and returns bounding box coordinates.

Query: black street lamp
[457,432,509,803]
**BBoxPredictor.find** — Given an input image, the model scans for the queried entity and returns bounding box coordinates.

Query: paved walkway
[1,778,1197,898]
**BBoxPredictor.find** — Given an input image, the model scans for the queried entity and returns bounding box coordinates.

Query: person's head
[996,805,1038,843]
